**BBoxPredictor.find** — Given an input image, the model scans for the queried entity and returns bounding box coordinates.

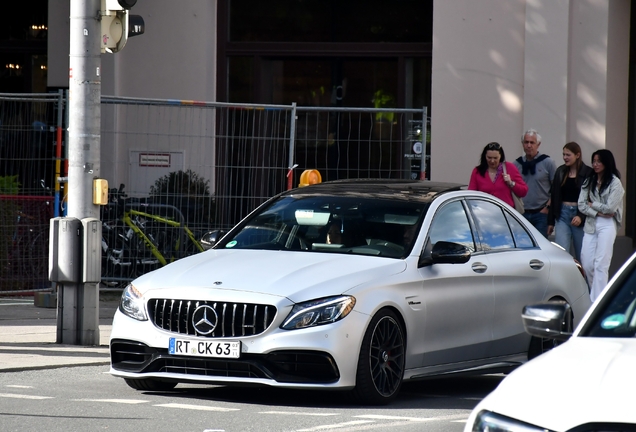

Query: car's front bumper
[109,308,369,389]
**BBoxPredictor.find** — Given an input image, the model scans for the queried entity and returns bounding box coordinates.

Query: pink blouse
[468,162,528,208]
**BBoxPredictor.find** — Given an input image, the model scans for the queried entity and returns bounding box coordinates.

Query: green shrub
[149,170,215,228]
[0,176,20,286]
[0,175,20,195]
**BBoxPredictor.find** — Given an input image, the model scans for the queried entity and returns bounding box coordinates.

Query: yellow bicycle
[124,203,205,268]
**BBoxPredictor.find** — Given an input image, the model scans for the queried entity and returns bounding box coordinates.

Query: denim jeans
[554,204,585,261]
[523,211,549,238]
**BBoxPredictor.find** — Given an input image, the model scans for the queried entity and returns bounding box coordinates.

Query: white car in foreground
[465,251,636,431]
[109,179,591,405]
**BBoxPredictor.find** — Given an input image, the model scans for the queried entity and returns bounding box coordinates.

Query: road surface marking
[297,420,375,431]
[73,398,149,404]
[154,403,240,412]
[0,393,53,400]
[356,413,470,422]
[260,411,340,416]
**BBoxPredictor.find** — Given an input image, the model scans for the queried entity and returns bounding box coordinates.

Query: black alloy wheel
[353,309,405,405]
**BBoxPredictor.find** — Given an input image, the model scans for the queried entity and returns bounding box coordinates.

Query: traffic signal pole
[61,0,102,345]
[55,0,142,345]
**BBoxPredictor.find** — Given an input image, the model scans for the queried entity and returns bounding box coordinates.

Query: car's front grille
[110,339,340,384]
[147,298,277,338]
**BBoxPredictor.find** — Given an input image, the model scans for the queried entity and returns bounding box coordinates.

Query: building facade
[43,0,634,238]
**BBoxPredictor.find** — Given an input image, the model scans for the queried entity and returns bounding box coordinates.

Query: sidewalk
[0,291,119,372]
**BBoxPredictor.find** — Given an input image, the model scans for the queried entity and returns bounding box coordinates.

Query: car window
[504,212,536,248]
[468,199,515,250]
[426,200,476,252]
[217,195,427,259]
[583,260,636,338]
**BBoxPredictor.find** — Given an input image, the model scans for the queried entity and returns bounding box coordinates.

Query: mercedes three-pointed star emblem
[192,304,219,335]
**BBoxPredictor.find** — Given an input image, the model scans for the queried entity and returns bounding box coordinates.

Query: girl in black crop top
[547,142,593,261]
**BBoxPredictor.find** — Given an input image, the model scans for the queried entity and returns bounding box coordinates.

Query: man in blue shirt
[514,129,556,238]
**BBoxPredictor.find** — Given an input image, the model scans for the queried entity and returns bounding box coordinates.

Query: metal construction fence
[0,93,61,292]
[0,93,429,292]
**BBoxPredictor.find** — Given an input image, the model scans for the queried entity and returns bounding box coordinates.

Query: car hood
[480,337,636,429]
[133,249,407,302]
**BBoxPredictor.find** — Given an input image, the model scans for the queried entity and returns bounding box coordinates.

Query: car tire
[124,378,177,391]
[528,298,573,360]
[353,309,405,405]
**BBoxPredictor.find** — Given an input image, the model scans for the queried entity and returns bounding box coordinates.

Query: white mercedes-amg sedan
[109,179,591,405]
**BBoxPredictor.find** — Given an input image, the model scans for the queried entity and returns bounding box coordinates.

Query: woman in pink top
[468,142,528,208]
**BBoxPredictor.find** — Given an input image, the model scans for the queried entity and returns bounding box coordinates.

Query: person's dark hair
[561,141,583,187]
[477,142,505,176]
[585,149,620,193]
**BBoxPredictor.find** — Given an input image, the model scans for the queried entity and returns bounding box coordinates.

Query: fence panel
[0,195,52,292]
[293,107,428,183]
[0,93,61,196]
[0,94,60,294]
[0,93,429,290]
[215,104,294,229]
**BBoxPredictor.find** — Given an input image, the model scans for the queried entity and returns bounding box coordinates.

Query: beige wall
[47,0,630,221]
[47,0,218,193]
[48,0,216,101]
[605,0,630,182]
[432,0,629,194]
[523,0,569,149]
[431,0,526,180]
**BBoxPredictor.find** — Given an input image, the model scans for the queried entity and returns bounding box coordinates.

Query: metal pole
[64,89,70,216]
[287,103,297,190]
[421,107,428,180]
[63,0,101,345]
[54,89,63,218]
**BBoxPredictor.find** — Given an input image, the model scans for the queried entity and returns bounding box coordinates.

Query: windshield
[582,257,636,337]
[216,195,427,259]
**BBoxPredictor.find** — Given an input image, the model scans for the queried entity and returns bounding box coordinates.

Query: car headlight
[281,296,356,330]
[119,284,148,321]
[472,411,553,432]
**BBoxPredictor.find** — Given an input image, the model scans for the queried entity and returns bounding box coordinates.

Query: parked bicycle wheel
[101,222,136,288]
[133,228,163,276]
[145,223,180,262]
[23,229,49,284]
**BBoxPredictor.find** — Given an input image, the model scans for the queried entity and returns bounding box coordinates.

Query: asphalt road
[0,364,501,432]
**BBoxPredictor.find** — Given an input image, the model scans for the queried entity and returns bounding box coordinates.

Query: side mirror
[522,302,573,342]
[430,241,471,264]
[200,230,226,250]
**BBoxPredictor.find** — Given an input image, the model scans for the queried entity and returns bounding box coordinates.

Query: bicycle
[1,207,50,291]
[100,185,137,287]
[124,202,205,268]
[100,184,205,287]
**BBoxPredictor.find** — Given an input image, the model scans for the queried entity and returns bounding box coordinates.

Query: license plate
[169,338,241,359]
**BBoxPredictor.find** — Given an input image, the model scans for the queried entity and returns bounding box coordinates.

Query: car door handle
[529,259,544,270]
[471,262,488,273]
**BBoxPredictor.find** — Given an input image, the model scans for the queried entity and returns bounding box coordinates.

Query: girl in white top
[578,149,625,302]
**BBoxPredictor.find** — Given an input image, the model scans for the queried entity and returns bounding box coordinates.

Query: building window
[219,0,433,108]
[229,0,432,43]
